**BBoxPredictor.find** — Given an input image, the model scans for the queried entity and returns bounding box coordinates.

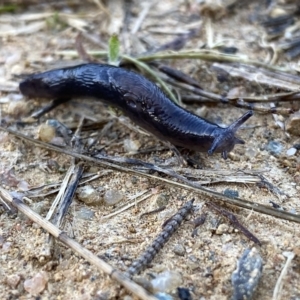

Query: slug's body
[19,63,252,159]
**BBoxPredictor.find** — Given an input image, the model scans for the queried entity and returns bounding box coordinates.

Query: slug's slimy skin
[19,63,253,159]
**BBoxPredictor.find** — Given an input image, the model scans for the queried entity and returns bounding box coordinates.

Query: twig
[272,251,295,300]
[30,98,70,119]
[46,164,75,221]
[102,190,153,220]
[75,33,98,63]
[25,171,112,198]
[152,62,202,88]
[137,50,289,72]
[131,1,156,34]
[206,202,261,245]
[53,163,84,225]
[1,125,300,224]
[164,75,298,115]
[213,62,300,91]
[139,206,166,219]
[256,174,286,197]
[0,187,157,300]
[154,28,200,52]
[54,49,288,72]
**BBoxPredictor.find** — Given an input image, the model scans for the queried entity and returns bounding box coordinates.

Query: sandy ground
[0,1,300,299]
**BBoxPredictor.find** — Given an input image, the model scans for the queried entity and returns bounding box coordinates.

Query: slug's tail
[208,110,253,159]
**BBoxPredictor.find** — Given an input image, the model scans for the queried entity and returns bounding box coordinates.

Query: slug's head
[19,71,61,99]
[208,111,253,159]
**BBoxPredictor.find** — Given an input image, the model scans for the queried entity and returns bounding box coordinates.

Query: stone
[286,112,300,136]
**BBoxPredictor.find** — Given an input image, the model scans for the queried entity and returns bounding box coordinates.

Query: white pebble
[123,138,140,153]
[37,123,56,143]
[103,190,124,206]
[286,147,297,156]
[6,274,20,288]
[216,223,229,235]
[24,272,48,296]
[77,185,102,204]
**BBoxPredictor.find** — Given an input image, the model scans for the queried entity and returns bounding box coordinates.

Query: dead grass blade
[272,251,295,300]
[137,50,289,72]
[0,21,46,36]
[213,62,300,91]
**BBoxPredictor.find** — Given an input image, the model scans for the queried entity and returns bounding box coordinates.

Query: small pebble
[7,100,30,117]
[281,159,292,167]
[224,188,239,198]
[269,7,287,18]
[6,274,21,288]
[216,223,229,235]
[123,138,140,153]
[173,244,185,256]
[286,147,297,156]
[177,287,192,300]
[221,234,232,243]
[77,185,102,205]
[156,194,169,208]
[76,207,95,220]
[17,180,29,191]
[24,272,48,296]
[245,147,257,159]
[37,123,56,143]
[266,141,283,155]
[103,189,124,206]
[38,121,69,146]
[286,112,300,136]
[151,271,182,293]
[231,247,263,300]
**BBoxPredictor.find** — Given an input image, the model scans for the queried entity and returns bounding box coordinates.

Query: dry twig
[1,125,299,224]
[0,187,157,300]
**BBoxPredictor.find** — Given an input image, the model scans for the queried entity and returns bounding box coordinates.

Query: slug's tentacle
[19,63,252,158]
[228,110,253,133]
[208,110,253,158]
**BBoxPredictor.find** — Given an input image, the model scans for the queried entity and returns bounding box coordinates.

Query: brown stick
[1,125,300,224]
[0,187,157,300]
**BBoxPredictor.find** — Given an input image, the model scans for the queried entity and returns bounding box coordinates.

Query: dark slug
[19,63,253,159]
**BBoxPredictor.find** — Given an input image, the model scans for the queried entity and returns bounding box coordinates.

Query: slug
[19,63,253,159]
